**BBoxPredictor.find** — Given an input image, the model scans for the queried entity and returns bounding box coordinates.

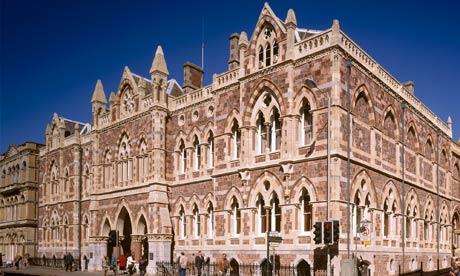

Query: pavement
[0,266,108,276]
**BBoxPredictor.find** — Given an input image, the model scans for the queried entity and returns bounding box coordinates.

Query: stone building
[0,142,42,264]
[37,3,460,275]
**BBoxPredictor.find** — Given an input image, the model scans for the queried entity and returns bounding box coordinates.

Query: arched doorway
[261,258,273,276]
[117,207,133,257]
[137,215,148,259]
[297,259,311,276]
[229,259,239,276]
[453,212,460,256]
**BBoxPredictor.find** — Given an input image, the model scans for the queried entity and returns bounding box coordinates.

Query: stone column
[131,235,143,261]
[147,234,173,274]
[88,236,108,272]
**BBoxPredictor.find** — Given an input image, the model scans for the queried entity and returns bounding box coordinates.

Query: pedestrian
[178,252,187,276]
[111,255,118,272]
[195,251,204,276]
[64,252,74,272]
[451,261,460,276]
[217,254,230,276]
[138,255,148,276]
[127,253,136,276]
[83,255,89,271]
[14,255,22,270]
[102,256,110,276]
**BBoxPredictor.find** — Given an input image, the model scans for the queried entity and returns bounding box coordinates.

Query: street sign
[268,236,282,243]
[359,219,371,246]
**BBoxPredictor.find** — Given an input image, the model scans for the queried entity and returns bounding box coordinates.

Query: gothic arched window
[193,136,201,171]
[300,99,312,146]
[208,132,214,168]
[232,120,241,160]
[179,140,186,174]
[231,197,241,235]
[299,188,312,232]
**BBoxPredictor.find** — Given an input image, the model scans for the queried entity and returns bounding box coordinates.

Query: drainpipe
[78,145,83,270]
[401,101,406,273]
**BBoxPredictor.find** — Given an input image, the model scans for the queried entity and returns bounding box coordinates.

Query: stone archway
[116,207,133,258]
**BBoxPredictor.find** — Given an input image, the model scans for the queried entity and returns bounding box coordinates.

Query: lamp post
[305,78,331,276]
[305,78,331,222]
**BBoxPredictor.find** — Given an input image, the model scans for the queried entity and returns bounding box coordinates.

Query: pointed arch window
[232,120,241,160]
[208,132,214,168]
[265,43,271,67]
[270,193,281,232]
[299,188,312,232]
[118,138,132,185]
[231,197,241,235]
[103,151,111,189]
[353,193,361,235]
[273,40,279,63]
[138,140,148,182]
[257,194,267,234]
[179,206,186,239]
[207,202,214,238]
[193,204,200,238]
[270,108,281,152]
[406,207,411,239]
[258,46,264,69]
[179,140,187,174]
[383,199,391,237]
[193,136,201,171]
[424,212,430,241]
[425,140,434,161]
[256,113,266,154]
[300,100,312,146]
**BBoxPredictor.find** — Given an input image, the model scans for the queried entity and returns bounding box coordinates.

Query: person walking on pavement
[195,251,204,276]
[102,256,110,276]
[64,252,74,272]
[127,253,136,276]
[217,254,230,276]
[178,252,187,276]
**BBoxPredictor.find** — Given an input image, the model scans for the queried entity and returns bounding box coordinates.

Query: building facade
[0,142,42,264]
[36,3,460,275]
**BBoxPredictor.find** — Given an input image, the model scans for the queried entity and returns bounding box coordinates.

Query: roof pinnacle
[91,80,107,104]
[150,46,169,76]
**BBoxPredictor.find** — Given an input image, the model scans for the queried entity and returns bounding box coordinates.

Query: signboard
[268,231,282,245]
[359,219,371,246]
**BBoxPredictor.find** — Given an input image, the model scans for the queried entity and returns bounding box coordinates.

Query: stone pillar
[88,236,108,272]
[131,235,143,261]
[147,234,173,275]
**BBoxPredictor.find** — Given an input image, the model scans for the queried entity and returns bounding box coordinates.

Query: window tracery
[122,87,135,115]
[257,25,279,68]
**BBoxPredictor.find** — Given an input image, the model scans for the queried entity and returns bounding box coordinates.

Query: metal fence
[156,261,303,276]
[398,263,450,276]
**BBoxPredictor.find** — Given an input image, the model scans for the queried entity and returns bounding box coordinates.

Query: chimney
[403,81,415,94]
[183,62,203,93]
[228,33,240,70]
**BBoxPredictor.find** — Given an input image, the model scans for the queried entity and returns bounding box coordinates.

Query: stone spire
[150,46,169,76]
[91,80,107,104]
[285,8,297,26]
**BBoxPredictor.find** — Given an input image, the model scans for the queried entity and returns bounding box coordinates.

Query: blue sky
[1,0,459,153]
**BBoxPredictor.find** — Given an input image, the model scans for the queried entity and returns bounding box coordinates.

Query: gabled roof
[166,79,183,97]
